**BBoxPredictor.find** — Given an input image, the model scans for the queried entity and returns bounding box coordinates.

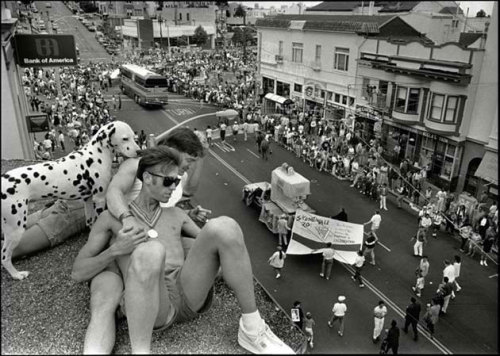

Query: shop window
[327,91,333,101]
[334,47,349,71]
[179,13,182,21]
[334,93,341,103]
[292,42,303,63]
[262,77,275,95]
[294,83,302,93]
[187,13,190,21]
[320,90,326,99]
[395,86,420,114]
[276,81,290,97]
[348,96,355,107]
[342,95,347,105]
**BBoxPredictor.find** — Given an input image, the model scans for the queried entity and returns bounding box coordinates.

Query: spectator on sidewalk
[412,227,427,257]
[372,300,388,343]
[328,295,347,337]
[58,130,66,151]
[403,297,421,341]
[480,225,496,266]
[458,221,472,253]
[437,276,453,315]
[379,183,389,211]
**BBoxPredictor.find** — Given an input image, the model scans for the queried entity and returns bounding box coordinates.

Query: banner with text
[287,210,363,265]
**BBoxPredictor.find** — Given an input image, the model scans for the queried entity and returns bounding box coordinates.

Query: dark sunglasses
[147,171,181,187]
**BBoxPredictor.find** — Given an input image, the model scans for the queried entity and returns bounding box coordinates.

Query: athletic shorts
[117,238,213,331]
[305,327,313,336]
[35,200,86,247]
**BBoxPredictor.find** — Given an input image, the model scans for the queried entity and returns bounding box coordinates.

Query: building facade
[256,10,498,198]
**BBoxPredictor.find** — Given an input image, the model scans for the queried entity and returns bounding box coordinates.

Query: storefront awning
[474,150,498,185]
[265,93,293,105]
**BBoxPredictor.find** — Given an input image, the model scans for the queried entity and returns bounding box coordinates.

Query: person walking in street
[111,94,117,110]
[379,183,389,211]
[363,231,378,266]
[412,227,427,257]
[480,225,496,266]
[458,221,472,253]
[442,259,456,299]
[403,297,421,341]
[423,300,440,339]
[328,296,347,336]
[373,300,388,343]
[260,135,270,161]
[351,250,366,287]
[232,121,239,142]
[219,121,227,146]
[268,245,286,279]
[276,214,290,247]
[304,312,316,349]
[382,320,400,354]
[312,242,336,280]
[291,301,304,331]
[118,93,122,110]
[437,276,453,315]
[242,120,248,141]
[363,210,382,238]
[58,130,66,151]
[412,269,425,297]
[205,125,213,147]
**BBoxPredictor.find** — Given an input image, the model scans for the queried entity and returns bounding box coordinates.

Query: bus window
[144,78,168,88]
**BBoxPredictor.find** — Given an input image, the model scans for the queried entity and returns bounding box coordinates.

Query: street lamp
[158,14,163,50]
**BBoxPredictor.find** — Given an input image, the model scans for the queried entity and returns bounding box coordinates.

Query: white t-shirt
[443,265,456,283]
[206,128,212,138]
[370,214,382,229]
[332,302,347,316]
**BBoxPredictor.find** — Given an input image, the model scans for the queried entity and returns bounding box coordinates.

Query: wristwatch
[119,210,134,222]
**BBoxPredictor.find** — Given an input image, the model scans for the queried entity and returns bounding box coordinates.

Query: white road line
[214,142,229,152]
[343,263,453,354]
[222,142,236,152]
[208,149,251,185]
[160,110,179,125]
[488,274,498,278]
[246,149,260,158]
[377,241,391,252]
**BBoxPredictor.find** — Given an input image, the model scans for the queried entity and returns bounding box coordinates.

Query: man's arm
[106,158,142,229]
[180,208,202,238]
[71,211,147,282]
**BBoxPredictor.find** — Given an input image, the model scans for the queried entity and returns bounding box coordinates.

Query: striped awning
[474,150,498,185]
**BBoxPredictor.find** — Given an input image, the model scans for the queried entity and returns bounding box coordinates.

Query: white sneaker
[276,274,281,279]
[484,260,488,266]
[238,318,295,354]
[480,260,484,266]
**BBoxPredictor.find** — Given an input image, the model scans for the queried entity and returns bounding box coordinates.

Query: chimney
[368,1,375,16]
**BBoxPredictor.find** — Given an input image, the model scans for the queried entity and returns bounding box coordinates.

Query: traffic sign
[14,34,77,67]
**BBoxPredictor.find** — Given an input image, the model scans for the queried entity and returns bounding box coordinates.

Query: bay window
[428,93,461,123]
[394,86,420,114]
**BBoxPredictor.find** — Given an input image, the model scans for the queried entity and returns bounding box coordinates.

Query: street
[111,95,497,354]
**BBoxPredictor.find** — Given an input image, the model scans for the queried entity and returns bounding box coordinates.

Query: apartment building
[255,14,431,121]
[305,1,466,45]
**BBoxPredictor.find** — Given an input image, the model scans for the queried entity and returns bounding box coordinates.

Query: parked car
[88,26,97,32]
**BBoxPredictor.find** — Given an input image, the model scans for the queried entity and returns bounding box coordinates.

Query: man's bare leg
[180,216,256,313]
[120,240,172,354]
[84,271,123,354]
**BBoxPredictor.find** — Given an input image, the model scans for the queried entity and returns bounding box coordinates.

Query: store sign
[26,114,49,133]
[14,34,77,67]
[304,80,327,103]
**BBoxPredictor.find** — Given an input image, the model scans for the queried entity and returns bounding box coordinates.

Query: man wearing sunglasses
[72,146,294,354]
[76,127,214,354]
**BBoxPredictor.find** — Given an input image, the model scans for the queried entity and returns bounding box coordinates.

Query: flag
[287,209,363,265]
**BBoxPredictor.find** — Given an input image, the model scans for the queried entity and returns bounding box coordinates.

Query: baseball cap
[338,296,346,302]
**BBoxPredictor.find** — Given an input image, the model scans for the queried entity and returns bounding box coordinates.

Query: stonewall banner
[287,210,363,265]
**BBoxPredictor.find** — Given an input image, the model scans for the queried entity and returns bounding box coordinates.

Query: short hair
[443,276,449,283]
[444,259,450,265]
[293,301,301,307]
[375,210,380,214]
[378,300,385,306]
[136,146,182,182]
[410,297,416,303]
[391,320,397,327]
[326,242,332,247]
[454,255,461,263]
[157,127,204,158]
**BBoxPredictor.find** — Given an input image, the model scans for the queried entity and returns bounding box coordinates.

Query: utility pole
[242,11,247,64]
[158,14,163,50]
[254,31,262,106]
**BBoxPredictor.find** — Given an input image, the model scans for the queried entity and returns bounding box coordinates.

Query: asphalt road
[109,95,497,354]
[42,2,110,62]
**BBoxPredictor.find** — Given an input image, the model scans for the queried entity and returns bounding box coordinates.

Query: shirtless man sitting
[71,146,294,354]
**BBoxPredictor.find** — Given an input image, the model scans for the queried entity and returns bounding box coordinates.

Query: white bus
[119,64,168,107]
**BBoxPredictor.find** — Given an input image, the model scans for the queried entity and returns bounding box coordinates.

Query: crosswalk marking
[160,110,179,125]
[165,108,195,116]
[246,149,260,158]
[214,142,235,152]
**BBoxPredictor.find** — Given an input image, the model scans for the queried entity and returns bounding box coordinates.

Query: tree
[192,25,208,46]
[476,9,486,17]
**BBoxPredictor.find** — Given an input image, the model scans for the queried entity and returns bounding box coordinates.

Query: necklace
[129,201,162,229]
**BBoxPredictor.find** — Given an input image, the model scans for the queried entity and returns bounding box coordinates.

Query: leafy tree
[192,25,208,46]
[476,9,486,17]
[232,27,243,46]
[234,4,246,19]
